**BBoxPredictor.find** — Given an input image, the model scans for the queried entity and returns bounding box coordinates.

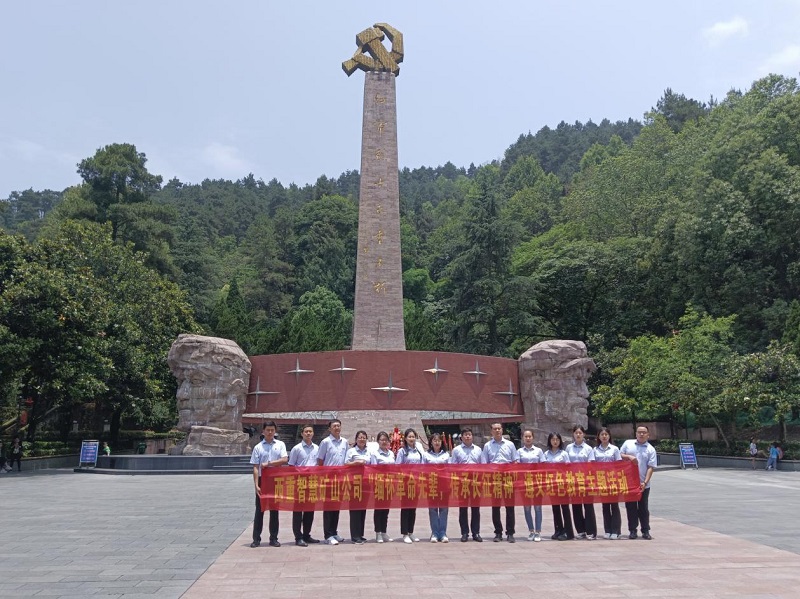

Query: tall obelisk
[343,24,406,350]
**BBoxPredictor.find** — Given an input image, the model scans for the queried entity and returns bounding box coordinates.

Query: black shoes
[629,532,638,540]
[556,533,569,541]
[295,539,308,547]
[249,541,260,548]
[493,534,503,542]
[305,536,321,544]
[352,538,365,545]
[268,539,281,547]
[461,534,469,542]
[507,535,515,543]
[473,534,483,542]
[551,532,560,540]
[641,532,653,540]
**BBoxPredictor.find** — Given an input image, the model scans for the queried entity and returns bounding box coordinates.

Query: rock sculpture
[518,340,597,438]
[167,334,251,455]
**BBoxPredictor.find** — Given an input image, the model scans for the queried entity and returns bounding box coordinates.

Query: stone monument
[518,340,597,438]
[167,334,251,455]
[344,23,406,351]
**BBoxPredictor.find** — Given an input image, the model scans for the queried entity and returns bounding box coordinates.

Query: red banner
[259,462,641,512]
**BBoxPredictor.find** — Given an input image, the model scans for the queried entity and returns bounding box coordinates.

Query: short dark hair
[572,425,586,434]
[263,420,277,430]
[328,419,342,428]
[461,427,473,435]
[353,430,368,446]
[376,431,390,443]
[547,432,563,449]
[301,423,314,432]
[636,425,649,432]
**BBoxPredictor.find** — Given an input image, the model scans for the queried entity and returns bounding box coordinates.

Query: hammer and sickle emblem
[342,23,404,77]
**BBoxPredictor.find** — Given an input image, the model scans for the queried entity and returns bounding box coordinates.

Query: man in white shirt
[288,423,320,547]
[482,423,519,543]
[450,427,485,542]
[620,425,657,540]
[316,419,348,544]
[249,421,288,548]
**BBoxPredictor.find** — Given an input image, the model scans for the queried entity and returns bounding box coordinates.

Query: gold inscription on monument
[376,204,383,214]
[373,281,387,294]
[375,177,385,187]
[375,230,384,245]
[375,149,384,160]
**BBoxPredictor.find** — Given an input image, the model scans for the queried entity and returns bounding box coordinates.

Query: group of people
[249,420,657,548]
[0,437,23,473]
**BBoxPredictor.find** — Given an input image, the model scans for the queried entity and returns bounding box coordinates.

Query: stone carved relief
[167,334,251,455]
[518,340,596,438]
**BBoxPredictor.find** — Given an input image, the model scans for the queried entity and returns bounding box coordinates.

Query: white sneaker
[333,535,345,542]
[527,532,536,542]
[411,534,420,542]
[403,535,413,544]
[533,532,542,542]
[604,533,612,539]
[382,533,393,542]
[610,534,619,540]
[441,536,449,543]
[430,534,438,542]
[576,532,586,539]
[325,536,339,545]
[376,533,384,543]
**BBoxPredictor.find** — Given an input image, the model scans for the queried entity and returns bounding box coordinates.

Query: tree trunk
[709,413,730,448]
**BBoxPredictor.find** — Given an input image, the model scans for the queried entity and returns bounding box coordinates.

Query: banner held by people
[259,462,640,512]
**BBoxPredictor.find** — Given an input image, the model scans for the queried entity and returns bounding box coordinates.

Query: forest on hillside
[2,76,800,448]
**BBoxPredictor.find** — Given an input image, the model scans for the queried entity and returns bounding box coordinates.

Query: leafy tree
[650,88,710,132]
[442,165,521,355]
[280,286,352,353]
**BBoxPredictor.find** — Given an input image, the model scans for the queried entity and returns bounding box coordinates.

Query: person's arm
[253,464,260,495]
[316,440,327,466]
[642,466,654,489]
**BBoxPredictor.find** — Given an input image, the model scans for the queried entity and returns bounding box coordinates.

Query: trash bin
[136,442,147,454]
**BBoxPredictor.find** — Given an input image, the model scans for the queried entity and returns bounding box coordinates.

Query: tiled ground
[1,467,798,598]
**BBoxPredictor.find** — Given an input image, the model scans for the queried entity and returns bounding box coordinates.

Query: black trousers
[571,502,597,536]
[349,509,366,540]
[459,506,480,535]
[292,511,314,540]
[8,454,21,471]
[374,509,390,533]
[551,504,574,538]
[492,506,515,536]
[253,492,278,543]
[323,510,340,539]
[625,487,651,533]
[602,502,622,535]
[400,508,416,535]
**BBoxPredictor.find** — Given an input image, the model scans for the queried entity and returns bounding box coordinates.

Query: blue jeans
[523,505,542,532]
[428,507,448,539]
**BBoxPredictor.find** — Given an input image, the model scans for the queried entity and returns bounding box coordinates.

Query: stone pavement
[0,467,798,598]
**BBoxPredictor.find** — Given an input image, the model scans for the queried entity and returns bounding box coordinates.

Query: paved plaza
[0,467,798,598]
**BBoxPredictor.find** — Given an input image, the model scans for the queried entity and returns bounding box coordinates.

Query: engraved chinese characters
[349,25,406,350]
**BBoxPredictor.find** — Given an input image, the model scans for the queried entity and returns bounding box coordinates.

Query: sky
[1,1,800,199]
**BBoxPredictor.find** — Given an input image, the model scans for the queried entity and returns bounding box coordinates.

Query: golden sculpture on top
[342,23,404,77]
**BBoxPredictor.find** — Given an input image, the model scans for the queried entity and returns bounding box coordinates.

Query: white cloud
[200,142,255,178]
[758,44,800,75]
[702,16,749,47]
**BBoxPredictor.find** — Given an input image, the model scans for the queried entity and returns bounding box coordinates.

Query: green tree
[280,286,352,353]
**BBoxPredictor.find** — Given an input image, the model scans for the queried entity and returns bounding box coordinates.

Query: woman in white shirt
[542,432,574,541]
[345,430,371,544]
[565,425,598,540]
[593,427,622,539]
[518,429,545,542]
[423,433,451,542]
[370,431,395,543]
[395,428,423,543]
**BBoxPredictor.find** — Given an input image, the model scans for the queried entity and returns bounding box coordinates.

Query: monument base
[173,425,250,456]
